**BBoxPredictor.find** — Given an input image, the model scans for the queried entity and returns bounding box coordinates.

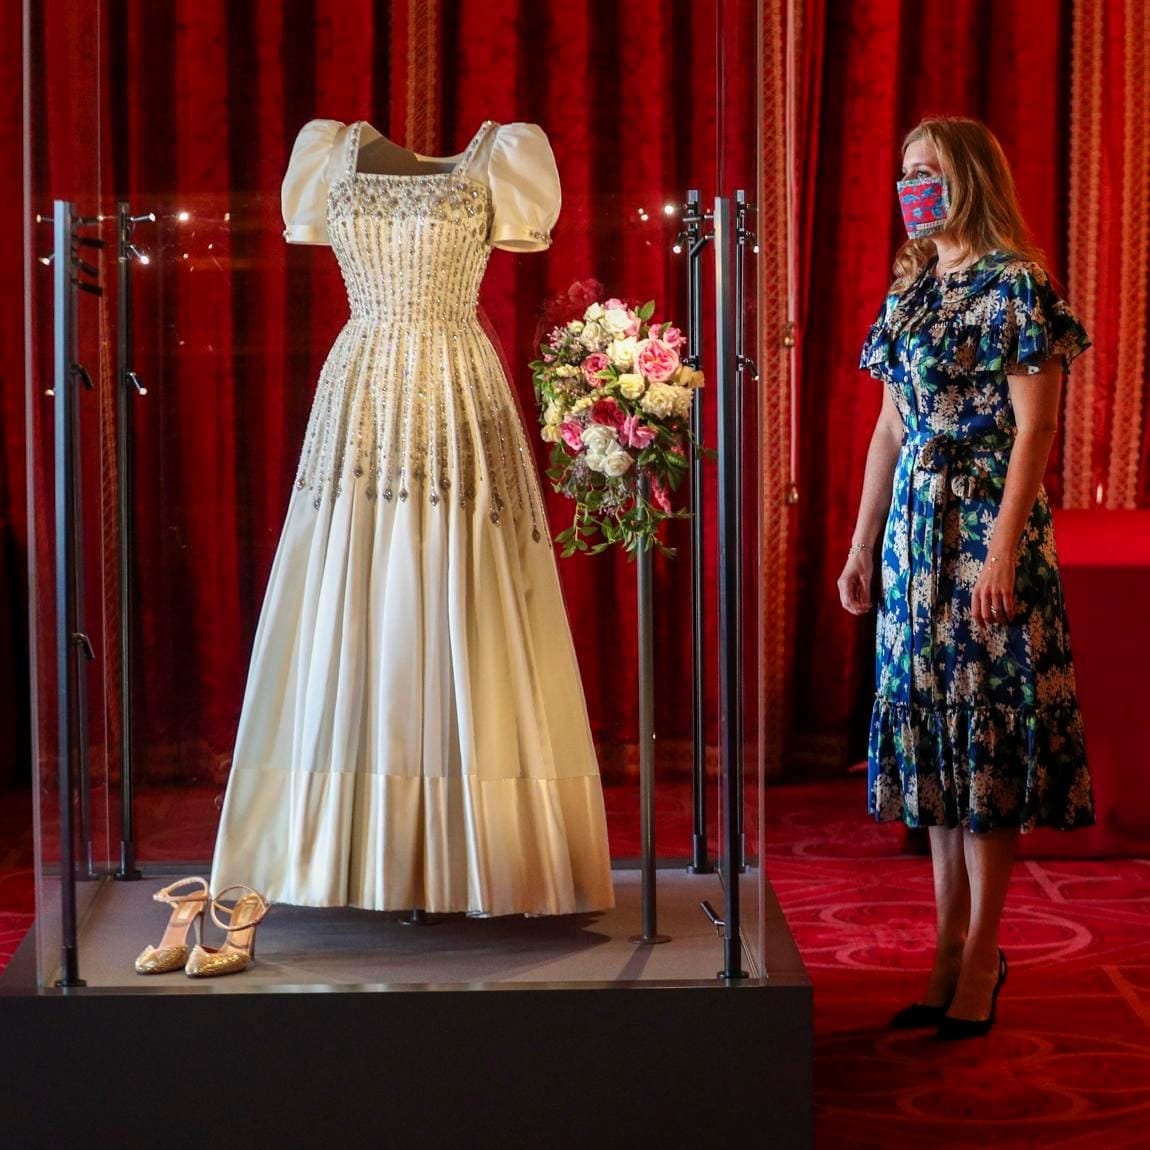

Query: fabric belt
[901,425,1014,704]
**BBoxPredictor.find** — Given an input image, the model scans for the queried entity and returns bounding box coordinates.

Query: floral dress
[860,249,1095,833]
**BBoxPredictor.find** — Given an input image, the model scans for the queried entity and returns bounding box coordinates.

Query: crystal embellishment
[290,120,549,545]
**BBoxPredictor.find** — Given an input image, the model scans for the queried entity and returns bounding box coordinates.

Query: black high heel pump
[936,949,1007,1040]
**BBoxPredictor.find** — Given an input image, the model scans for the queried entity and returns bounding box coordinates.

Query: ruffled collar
[929,247,1014,296]
[886,248,1014,337]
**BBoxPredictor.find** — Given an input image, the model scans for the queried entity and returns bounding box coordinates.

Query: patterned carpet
[3,780,1148,1148]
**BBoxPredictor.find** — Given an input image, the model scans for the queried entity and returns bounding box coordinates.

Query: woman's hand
[971,552,1016,626]
[837,549,874,615]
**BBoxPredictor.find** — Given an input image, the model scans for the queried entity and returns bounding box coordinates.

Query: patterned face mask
[896,174,950,238]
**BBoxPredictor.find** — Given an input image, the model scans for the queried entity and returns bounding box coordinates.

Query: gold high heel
[184,885,271,977]
[134,876,210,974]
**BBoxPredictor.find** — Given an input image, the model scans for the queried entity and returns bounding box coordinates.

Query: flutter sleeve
[281,119,346,245]
[979,262,1091,374]
[859,292,898,383]
[486,123,561,252]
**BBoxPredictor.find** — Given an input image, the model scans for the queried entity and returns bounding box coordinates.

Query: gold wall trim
[1064,0,1105,507]
[405,0,440,155]
[1105,0,1150,507]
[758,0,796,779]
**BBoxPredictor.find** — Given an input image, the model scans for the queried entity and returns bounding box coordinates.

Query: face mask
[897,174,950,238]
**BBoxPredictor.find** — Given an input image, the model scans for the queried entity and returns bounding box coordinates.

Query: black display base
[0,872,813,1148]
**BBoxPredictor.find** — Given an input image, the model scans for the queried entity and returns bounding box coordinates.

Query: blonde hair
[892,117,1046,292]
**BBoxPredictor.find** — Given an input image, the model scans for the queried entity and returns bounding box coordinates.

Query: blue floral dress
[860,249,1095,833]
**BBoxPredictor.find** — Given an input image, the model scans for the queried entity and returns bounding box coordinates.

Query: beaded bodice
[326,120,496,324]
[291,118,548,544]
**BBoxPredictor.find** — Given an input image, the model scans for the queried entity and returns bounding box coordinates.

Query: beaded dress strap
[345,120,365,178]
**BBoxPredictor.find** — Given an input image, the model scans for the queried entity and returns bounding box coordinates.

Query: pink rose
[635,338,681,383]
[621,414,657,449]
[581,352,610,387]
[624,314,641,338]
[560,421,585,452]
[604,297,627,311]
[590,398,626,430]
[649,475,672,514]
[659,326,685,351]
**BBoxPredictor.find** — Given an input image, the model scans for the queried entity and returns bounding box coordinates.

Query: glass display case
[10,5,808,1140]
[7,2,814,1142]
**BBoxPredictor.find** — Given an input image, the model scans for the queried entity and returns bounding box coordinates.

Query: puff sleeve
[984,263,1091,374]
[281,119,345,245]
[487,123,561,252]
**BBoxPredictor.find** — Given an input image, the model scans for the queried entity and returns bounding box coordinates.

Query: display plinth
[0,869,812,1147]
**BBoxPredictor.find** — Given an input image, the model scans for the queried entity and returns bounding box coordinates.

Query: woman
[838,117,1095,1039]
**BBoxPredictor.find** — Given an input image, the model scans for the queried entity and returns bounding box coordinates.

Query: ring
[991,606,999,617]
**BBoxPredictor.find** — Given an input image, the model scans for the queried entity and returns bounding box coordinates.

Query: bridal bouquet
[531,281,703,556]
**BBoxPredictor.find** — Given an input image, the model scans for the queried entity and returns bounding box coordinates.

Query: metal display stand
[114,200,151,882]
[680,189,716,877]
[644,189,754,973]
[51,199,103,986]
[630,477,670,945]
[712,195,749,980]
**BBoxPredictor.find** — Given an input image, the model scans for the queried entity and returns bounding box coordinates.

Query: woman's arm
[838,387,904,614]
[972,357,1063,625]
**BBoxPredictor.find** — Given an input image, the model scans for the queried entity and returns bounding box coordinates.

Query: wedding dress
[209,118,615,916]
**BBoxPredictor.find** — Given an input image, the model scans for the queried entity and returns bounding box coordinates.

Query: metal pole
[684,189,714,876]
[53,201,85,987]
[70,344,95,881]
[631,475,669,945]
[731,189,750,873]
[713,196,747,980]
[115,202,142,881]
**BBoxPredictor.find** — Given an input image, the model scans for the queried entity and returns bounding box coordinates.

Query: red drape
[1063,0,1150,508]
[791,0,1076,772]
[15,1,748,789]
[12,1,1140,796]
[0,0,29,789]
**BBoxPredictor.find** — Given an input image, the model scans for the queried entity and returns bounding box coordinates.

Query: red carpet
[3,780,1148,1148]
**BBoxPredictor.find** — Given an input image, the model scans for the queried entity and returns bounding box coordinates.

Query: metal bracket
[700,900,725,935]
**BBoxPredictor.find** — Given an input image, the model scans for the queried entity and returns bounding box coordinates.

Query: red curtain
[14,1,746,788]
[791,0,1075,772]
[1063,0,1150,508]
[1,1,29,790]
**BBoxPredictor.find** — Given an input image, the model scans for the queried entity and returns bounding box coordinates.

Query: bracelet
[847,543,871,556]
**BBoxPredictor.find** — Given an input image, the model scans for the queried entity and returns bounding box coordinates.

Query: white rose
[599,442,634,477]
[580,320,606,349]
[608,337,638,370]
[671,386,693,419]
[640,383,678,420]
[581,424,619,455]
[583,303,605,322]
[618,373,646,400]
[602,307,633,336]
[585,451,606,474]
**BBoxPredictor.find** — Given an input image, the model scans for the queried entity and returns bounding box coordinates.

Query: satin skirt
[210,320,615,916]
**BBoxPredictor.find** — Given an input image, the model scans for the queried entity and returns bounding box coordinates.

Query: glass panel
[715,0,764,974]
[25,0,116,988]
[23,0,765,986]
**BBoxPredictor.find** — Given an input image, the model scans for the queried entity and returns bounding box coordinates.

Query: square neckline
[351,120,496,180]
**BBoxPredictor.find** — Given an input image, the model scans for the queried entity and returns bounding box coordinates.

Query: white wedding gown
[210,118,615,916]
